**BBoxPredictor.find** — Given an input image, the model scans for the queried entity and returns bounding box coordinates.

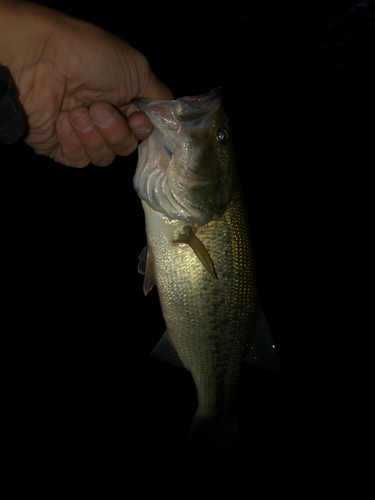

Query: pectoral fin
[174,226,218,280]
[137,244,155,296]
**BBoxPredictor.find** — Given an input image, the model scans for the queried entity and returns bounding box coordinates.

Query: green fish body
[133,89,280,444]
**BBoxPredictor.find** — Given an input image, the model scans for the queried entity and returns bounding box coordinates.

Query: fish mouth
[133,88,230,224]
[176,87,221,104]
[132,88,222,124]
[132,88,223,153]
[133,87,221,107]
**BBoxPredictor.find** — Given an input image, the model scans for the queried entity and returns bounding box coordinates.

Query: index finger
[88,102,138,156]
[126,110,153,141]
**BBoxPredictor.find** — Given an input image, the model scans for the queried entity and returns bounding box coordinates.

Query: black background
[1,0,373,494]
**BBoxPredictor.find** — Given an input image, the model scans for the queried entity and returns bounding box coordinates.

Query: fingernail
[133,125,152,134]
[74,113,94,132]
[61,116,73,132]
[92,108,116,128]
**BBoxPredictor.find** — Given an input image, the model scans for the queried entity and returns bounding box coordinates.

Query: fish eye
[216,128,229,143]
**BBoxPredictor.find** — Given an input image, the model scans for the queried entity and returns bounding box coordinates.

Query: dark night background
[0,0,373,494]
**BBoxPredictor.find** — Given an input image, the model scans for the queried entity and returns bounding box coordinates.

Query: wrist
[0,1,60,98]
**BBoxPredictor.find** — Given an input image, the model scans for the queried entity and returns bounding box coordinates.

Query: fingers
[126,110,153,141]
[124,75,173,141]
[89,103,139,156]
[55,110,91,167]
[55,102,140,167]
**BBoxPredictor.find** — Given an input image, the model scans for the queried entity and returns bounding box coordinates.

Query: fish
[133,88,280,445]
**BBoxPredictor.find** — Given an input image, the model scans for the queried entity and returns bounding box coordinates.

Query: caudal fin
[186,412,239,445]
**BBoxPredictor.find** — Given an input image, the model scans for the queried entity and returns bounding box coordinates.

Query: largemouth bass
[133,88,280,444]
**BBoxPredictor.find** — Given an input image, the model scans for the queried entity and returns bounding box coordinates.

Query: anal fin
[149,330,187,369]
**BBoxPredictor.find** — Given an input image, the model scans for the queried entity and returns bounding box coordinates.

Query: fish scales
[142,187,259,420]
[133,88,278,442]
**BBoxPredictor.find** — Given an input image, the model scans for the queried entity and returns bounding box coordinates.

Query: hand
[0,1,172,167]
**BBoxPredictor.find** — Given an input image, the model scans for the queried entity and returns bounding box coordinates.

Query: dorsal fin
[244,305,281,373]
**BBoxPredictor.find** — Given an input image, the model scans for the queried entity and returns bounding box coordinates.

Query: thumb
[121,74,173,118]
[121,67,173,139]
[141,75,173,101]
[122,75,173,139]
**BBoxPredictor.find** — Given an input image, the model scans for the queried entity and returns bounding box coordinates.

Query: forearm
[0,0,20,70]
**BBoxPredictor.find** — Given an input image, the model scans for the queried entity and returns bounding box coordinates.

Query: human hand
[0,1,172,167]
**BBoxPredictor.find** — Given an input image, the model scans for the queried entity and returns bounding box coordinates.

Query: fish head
[133,88,237,224]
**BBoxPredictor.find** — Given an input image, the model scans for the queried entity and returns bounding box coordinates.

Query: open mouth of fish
[132,88,233,224]
[132,88,222,147]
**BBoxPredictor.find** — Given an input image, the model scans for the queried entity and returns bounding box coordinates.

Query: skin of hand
[0,0,172,167]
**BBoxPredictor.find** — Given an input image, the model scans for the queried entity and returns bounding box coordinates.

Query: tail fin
[186,411,239,446]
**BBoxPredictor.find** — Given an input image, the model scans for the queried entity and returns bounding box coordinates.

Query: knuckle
[62,152,90,168]
[70,158,91,168]
[122,142,138,156]
[115,137,138,157]
[74,159,91,168]
[91,151,115,167]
